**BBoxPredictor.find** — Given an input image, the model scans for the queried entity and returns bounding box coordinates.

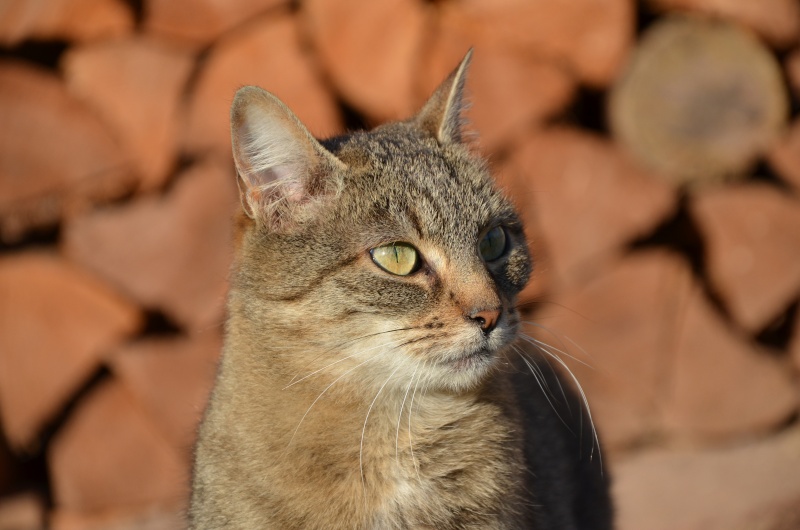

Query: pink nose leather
[470,308,501,333]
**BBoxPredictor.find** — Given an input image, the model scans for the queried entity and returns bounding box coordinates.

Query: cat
[189,51,612,529]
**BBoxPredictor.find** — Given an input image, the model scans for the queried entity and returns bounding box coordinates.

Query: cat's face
[230,53,531,392]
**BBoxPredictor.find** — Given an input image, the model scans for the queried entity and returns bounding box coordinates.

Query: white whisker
[361,363,403,499]
[512,344,555,399]
[512,346,570,431]
[396,363,421,464]
[283,337,406,390]
[518,327,594,369]
[528,339,602,470]
[285,345,395,451]
[519,321,596,368]
[286,327,414,386]
[517,337,573,413]
[407,361,426,484]
[531,345,571,414]
[411,368,434,484]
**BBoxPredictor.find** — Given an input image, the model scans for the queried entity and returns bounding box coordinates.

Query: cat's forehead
[323,124,515,246]
[324,123,454,170]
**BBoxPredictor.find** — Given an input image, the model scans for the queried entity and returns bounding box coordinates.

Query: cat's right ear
[414,49,472,145]
[230,86,346,222]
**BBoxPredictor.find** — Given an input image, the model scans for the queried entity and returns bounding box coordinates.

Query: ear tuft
[230,86,344,221]
[415,49,473,145]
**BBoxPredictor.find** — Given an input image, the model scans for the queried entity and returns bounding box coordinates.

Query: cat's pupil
[479,226,507,262]
[370,242,419,276]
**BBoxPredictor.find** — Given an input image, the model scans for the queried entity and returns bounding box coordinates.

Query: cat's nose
[469,308,501,334]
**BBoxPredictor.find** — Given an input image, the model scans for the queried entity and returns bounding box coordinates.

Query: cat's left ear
[230,86,346,223]
[414,49,472,145]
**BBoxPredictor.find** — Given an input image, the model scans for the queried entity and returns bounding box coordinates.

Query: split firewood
[609,17,788,186]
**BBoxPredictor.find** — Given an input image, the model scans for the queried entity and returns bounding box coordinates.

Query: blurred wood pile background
[1,0,800,529]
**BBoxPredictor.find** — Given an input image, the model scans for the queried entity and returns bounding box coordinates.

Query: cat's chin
[427,345,501,392]
[447,347,494,372]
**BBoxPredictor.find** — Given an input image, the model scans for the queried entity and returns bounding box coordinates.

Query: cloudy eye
[479,226,507,262]
[370,242,420,276]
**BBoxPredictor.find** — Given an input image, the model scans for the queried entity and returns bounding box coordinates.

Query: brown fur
[190,53,611,529]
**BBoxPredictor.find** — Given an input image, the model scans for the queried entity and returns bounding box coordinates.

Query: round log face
[609,16,788,186]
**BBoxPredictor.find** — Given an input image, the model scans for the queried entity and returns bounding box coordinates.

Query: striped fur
[190,54,612,529]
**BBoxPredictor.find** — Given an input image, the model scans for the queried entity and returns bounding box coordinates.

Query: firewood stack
[1,1,799,529]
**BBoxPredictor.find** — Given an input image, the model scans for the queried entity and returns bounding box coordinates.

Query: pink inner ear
[266,164,294,187]
[231,86,347,219]
[263,164,305,200]
[244,164,307,213]
[273,164,305,203]
[282,179,305,203]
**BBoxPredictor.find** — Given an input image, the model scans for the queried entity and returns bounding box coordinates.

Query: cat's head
[229,52,531,392]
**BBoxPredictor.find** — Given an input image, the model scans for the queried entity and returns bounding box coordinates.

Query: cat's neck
[209,326,523,524]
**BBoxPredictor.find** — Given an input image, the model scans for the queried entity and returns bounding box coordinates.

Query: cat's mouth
[447,347,494,371]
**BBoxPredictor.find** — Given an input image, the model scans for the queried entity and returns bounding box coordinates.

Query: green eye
[370,242,420,276]
[479,226,507,262]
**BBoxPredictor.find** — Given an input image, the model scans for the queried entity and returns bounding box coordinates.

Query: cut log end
[609,16,788,186]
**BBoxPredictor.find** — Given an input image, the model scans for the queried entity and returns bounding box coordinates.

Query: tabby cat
[190,52,612,529]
